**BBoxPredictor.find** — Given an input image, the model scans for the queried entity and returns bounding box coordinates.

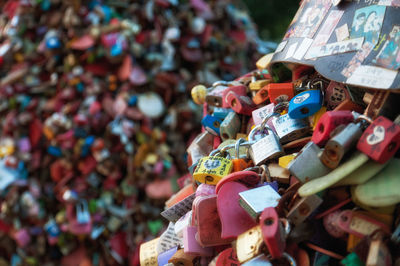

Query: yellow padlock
[236,225,264,264]
[249,79,271,91]
[193,150,233,185]
[256,53,274,70]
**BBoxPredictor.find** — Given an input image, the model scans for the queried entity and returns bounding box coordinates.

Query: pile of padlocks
[0,0,270,264]
[140,0,400,265]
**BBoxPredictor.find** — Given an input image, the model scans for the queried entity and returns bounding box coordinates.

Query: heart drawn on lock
[366,125,385,145]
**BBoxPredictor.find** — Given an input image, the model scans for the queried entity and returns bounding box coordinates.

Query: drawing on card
[350,5,385,45]
[373,25,400,70]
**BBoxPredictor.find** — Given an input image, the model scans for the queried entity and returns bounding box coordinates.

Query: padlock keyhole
[300,107,309,114]
[388,141,397,152]
[231,98,237,107]
[213,121,220,128]
[222,133,229,140]
[326,147,338,161]
[205,176,214,182]
[264,218,274,226]
[318,123,325,133]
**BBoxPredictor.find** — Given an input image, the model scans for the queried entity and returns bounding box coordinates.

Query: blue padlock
[288,90,323,119]
[201,115,223,136]
[213,107,234,120]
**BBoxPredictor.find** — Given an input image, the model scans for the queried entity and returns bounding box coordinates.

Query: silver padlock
[320,116,371,169]
[272,113,310,144]
[248,122,284,166]
[287,142,331,183]
[220,111,241,141]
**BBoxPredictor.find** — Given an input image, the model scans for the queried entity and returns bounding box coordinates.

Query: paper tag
[140,237,159,266]
[293,38,313,60]
[285,42,298,59]
[157,222,183,253]
[305,37,364,59]
[161,193,196,222]
[275,41,288,53]
[335,24,349,42]
[346,65,397,89]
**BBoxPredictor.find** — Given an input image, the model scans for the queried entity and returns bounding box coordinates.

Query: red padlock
[252,86,270,105]
[357,116,400,164]
[259,207,286,259]
[226,92,256,116]
[268,83,294,104]
[221,85,247,108]
[311,111,354,146]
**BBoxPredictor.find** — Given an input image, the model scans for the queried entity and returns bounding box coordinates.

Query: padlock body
[272,114,310,144]
[357,116,400,164]
[320,122,362,169]
[268,83,294,104]
[221,85,247,108]
[260,207,285,259]
[220,112,241,141]
[312,111,354,146]
[226,93,256,116]
[288,90,323,119]
[201,115,223,136]
[193,156,233,185]
[206,84,228,107]
[250,134,284,165]
[253,86,270,105]
[288,142,331,183]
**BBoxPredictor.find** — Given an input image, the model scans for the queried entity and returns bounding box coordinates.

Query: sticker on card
[313,10,344,46]
[293,38,314,60]
[285,42,298,59]
[305,37,364,59]
[335,24,350,42]
[378,0,400,6]
[275,41,288,53]
[372,25,400,70]
[346,65,397,89]
[350,5,386,46]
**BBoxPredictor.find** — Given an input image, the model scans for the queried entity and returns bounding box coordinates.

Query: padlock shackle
[249,123,275,141]
[235,138,254,159]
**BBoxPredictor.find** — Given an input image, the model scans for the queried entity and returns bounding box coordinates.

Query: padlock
[249,79,271,91]
[312,111,354,146]
[337,210,390,238]
[259,207,286,259]
[191,85,207,105]
[248,123,284,166]
[217,181,257,239]
[252,86,270,105]
[236,225,264,264]
[267,163,290,184]
[221,84,247,108]
[267,83,294,104]
[325,81,351,110]
[215,171,261,194]
[272,113,310,144]
[182,226,213,256]
[357,116,400,164]
[288,90,323,119]
[213,107,234,120]
[220,112,241,141]
[287,142,331,183]
[168,248,197,266]
[226,92,256,116]
[205,82,230,107]
[192,150,233,185]
[201,115,223,136]
[366,231,392,266]
[238,184,281,220]
[215,247,240,266]
[231,138,253,172]
[252,103,275,125]
[320,119,366,169]
[158,246,178,266]
[286,194,323,225]
[195,195,233,247]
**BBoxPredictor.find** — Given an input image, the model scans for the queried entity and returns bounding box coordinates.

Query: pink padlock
[226,92,256,116]
[221,85,247,108]
[183,226,213,256]
[217,182,257,239]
